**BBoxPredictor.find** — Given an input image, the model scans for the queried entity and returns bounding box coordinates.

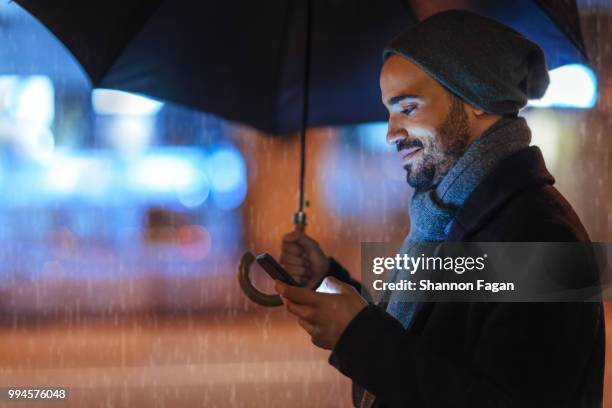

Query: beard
[403,95,471,191]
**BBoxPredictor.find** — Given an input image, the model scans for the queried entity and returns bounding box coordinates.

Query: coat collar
[445,146,555,241]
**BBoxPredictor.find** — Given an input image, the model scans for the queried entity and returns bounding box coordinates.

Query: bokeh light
[529,64,598,109]
[92,89,164,116]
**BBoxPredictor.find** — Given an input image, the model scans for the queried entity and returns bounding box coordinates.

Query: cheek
[407,126,435,139]
[405,125,437,152]
[398,114,437,141]
[393,112,442,151]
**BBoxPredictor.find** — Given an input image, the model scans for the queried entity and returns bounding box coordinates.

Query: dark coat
[327,146,605,408]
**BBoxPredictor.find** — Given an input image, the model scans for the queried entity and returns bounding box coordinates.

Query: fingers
[281,241,307,258]
[284,299,317,323]
[283,230,319,252]
[295,314,322,347]
[282,230,302,243]
[285,268,309,286]
[280,241,310,282]
[297,317,318,336]
[275,280,321,306]
[279,252,310,268]
[280,267,308,286]
[278,252,309,283]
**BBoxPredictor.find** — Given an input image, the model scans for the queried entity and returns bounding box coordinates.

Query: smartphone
[256,252,300,286]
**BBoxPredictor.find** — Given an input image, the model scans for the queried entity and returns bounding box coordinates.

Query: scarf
[383,116,532,327]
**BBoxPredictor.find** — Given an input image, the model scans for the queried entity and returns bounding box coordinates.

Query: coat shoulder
[473,183,590,242]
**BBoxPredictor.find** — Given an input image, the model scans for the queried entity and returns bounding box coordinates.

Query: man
[274,10,604,408]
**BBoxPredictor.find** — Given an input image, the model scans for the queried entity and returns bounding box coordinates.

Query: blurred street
[0,312,352,407]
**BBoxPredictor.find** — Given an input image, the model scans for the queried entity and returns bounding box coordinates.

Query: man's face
[380,55,471,191]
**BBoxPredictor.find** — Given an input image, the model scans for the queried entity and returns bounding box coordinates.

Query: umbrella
[15,0,587,134]
[15,0,589,306]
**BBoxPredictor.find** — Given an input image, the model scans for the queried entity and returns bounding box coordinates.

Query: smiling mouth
[400,146,422,161]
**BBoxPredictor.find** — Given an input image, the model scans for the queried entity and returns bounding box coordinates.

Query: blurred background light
[0,75,56,163]
[211,180,247,210]
[207,145,247,210]
[127,150,204,194]
[41,150,121,200]
[92,89,164,116]
[523,110,563,171]
[43,152,91,194]
[0,1,252,330]
[176,171,210,208]
[0,75,20,112]
[16,76,55,126]
[358,122,393,152]
[17,123,55,164]
[104,116,155,156]
[0,75,55,126]
[208,146,246,192]
[177,225,212,261]
[528,64,597,109]
[354,122,405,182]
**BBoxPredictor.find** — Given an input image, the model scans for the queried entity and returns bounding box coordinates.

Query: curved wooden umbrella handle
[237,251,283,307]
[238,211,307,307]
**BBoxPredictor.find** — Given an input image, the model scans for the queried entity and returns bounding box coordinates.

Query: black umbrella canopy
[15,0,413,134]
[15,0,588,135]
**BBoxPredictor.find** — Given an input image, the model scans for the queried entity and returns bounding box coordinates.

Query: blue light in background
[43,153,86,194]
[41,150,114,203]
[0,75,55,126]
[3,145,247,210]
[212,181,247,210]
[0,3,246,286]
[528,64,597,109]
[16,76,55,126]
[104,116,155,155]
[206,145,247,210]
[0,75,56,163]
[318,126,408,219]
[176,172,210,208]
[0,78,246,210]
[208,147,245,192]
[127,149,207,195]
[92,89,164,116]
[357,122,393,152]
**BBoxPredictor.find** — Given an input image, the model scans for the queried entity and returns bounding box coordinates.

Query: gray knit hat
[383,10,550,114]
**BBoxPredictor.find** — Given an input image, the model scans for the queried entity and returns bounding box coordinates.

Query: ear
[460,100,485,119]
[472,108,486,116]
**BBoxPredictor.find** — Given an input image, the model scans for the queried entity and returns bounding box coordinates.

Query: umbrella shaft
[298,0,312,214]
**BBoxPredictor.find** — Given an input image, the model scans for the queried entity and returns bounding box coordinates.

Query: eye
[401,104,417,116]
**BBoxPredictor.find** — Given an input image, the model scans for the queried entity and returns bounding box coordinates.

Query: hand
[280,230,330,289]
[274,277,368,350]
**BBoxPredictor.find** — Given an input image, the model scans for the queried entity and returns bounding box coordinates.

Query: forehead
[380,54,439,99]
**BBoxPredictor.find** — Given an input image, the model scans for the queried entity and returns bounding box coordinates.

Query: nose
[386,124,408,146]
